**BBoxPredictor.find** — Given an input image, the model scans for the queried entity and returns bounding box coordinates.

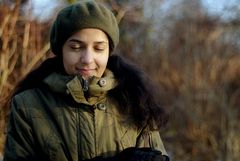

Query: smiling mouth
[77,68,94,76]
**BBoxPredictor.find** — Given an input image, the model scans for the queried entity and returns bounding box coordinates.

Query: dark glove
[84,147,170,161]
[113,147,167,161]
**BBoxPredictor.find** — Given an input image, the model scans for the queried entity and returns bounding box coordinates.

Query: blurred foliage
[0,0,52,155]
[0,0,240,161]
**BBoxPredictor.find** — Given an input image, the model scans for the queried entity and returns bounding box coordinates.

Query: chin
[82,74,94,79]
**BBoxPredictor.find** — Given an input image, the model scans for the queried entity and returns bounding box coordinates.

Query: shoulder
[11,87,54,110]
[11,89,39,112]
[10,89,40,122]
[13,87,46,101]
[10,87,64,120]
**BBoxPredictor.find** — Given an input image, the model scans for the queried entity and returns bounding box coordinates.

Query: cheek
[63,53,79,73]
[97,56,109,78]
[98,54,109,69]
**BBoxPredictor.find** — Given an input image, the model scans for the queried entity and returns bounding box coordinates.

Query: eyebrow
[68,39,108,44]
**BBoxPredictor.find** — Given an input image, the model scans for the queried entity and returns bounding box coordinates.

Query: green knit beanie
[50,0,119,55]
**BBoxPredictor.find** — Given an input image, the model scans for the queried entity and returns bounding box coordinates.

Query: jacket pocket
[44,126,71,161]
[44,126,61,161]
[135,131,168,155]
[120,126,138,149]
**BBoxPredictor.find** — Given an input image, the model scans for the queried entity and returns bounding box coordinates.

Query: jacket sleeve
[3,94,38,161]
[135,128,168,156]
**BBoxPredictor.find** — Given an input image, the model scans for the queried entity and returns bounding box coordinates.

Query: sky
[30,0,240,22]
[202,0,240,20]
[30,0,60,21]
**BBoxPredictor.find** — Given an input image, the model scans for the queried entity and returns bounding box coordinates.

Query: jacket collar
[43,69,117,105]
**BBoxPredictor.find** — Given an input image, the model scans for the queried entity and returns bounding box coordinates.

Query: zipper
[82,79,89,92]
[77,107,81,160]
[93,108,97,156]
[77,104,98,159]
[78,75,92,92]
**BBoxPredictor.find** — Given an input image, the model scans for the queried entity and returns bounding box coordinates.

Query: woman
[3,1,169,161]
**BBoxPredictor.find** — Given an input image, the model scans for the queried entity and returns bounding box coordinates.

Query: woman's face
[62,28,109,79]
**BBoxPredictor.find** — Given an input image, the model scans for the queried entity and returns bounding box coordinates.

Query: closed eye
[68,40,85,51]
[94,47,105,52]
[70,44,84,50]
[94,43,108,52]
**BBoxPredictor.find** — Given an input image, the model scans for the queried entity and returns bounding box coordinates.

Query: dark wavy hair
[107,55,168,130]
[6,55,168,130]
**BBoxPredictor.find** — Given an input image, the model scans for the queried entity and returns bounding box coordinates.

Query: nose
[80,48,94,64]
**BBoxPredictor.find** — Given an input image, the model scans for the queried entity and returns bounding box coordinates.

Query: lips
[76,68,95,76]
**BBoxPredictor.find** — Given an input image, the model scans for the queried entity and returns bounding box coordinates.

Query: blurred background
[0,0,240,161]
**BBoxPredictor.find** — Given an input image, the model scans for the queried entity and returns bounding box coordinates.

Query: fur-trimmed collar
[43,69,117,105]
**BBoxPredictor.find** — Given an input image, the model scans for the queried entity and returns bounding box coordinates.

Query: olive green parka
[4,69,167,161]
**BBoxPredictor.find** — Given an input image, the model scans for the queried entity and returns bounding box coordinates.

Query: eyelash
[95,48,105,52]
[70,46,105,52]
[71,46,83,50]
